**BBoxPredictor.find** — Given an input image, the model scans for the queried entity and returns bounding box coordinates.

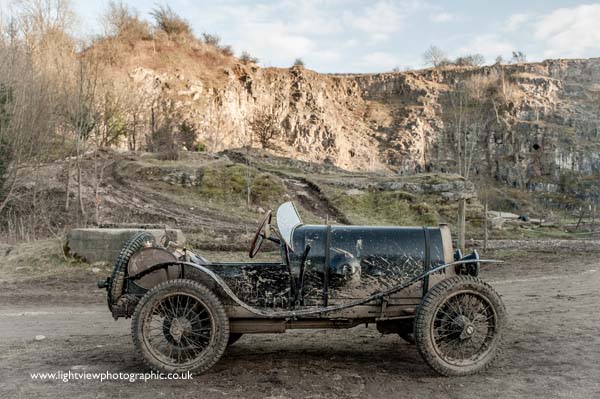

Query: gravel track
[0,250,598,398]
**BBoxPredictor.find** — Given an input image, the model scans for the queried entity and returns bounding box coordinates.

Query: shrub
[219,45,233,57]
[240,51,259,64]
[454,54,485,67]
[293,58,305,67]
[102,1,152,41]
[178,121,197,150]
[195,142,206,152]
[150,5,193,37]
[202,33,221,46]
[511,51,526,63]
[150,123,179,160]
[250,108,280,149]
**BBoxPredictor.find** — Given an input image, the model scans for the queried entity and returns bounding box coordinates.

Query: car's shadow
[213,334,434,378]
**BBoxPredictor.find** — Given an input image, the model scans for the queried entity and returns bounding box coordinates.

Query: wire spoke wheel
[132,279,229,374]
[432,292,496,365]
[415,276,506,376]
[144,293,214,366]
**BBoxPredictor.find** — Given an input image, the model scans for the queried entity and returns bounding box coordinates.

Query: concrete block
[65,228,186,264]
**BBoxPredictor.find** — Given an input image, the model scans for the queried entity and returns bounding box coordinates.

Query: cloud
[203,0,424,70]
[534,4,600,58]
[503,13,530,32]
[202,2,334,67]
[457,34,515,61]
[429,12,457,23]
[241,22,316,60]
[368,33,390,44]
[352,51,402,71]
[342,38,360,48]
[312,49,342,63]
[342,1,417,36]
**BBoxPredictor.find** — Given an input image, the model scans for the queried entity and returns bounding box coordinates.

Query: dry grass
[0,239,95,282]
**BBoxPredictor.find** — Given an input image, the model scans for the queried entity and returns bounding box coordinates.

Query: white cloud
[242,22,316,60]
[342,38,360,48]
[534,4,600,58]
[352,51,402,71]
[278,0,345,36]
[368,32,390,44]
[503,13,531,32]
[342,1,417,36]
[209,0,424,69]
[312,49,342,63]
[430,12,456,23]
[457,34,515,61]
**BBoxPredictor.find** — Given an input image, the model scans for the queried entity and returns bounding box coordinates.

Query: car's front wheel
[131,279,229,375]
[415,276,506,376]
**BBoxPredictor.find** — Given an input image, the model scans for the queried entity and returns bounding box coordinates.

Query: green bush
[195,142,206,152]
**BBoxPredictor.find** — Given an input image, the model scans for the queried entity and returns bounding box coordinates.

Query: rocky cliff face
[120,52,600,197]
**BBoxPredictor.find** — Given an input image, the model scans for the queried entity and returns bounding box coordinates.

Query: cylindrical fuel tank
[290,225,453,277]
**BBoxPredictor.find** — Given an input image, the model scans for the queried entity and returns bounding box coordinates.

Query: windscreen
[276,201,302,251]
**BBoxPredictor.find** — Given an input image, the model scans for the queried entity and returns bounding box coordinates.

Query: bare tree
[151,5,192,37]
[202,97,228,152]
[101,0,150,40]
[240,51,258,65]
[0,31,64,215]
[443,70,520,180]
[91,148,109,225]
[250,107,281,149]
[423,45,449,67]
[511,51,526,63]
[68,57,98,221]
[17,0,75,43]
[454,54,485,67]
[147,100,181,160]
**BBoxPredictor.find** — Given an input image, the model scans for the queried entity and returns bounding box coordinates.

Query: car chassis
[99,201,506,376]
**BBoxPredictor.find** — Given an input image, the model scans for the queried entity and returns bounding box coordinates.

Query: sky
[20,0,600,72]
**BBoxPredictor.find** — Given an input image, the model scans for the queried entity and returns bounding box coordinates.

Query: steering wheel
[249,210,272,258]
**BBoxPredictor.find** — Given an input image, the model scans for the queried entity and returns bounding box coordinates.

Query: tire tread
[414,275,506,376]
[131,279,229,375]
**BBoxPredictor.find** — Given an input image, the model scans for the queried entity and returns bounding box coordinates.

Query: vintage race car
[98,201,505,376]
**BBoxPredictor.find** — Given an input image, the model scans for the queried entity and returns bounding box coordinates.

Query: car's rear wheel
[131,279,229,374]
[415,276,505,376]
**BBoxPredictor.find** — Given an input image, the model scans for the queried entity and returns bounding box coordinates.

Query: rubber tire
[227,333,243,346]
[415,276,506,376]
[131,279,230,374]
[109,231,155,307]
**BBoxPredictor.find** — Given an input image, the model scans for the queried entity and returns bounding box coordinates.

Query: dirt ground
[1,243,599,399]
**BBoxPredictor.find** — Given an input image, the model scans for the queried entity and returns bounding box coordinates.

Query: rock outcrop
[115,51,600,198]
